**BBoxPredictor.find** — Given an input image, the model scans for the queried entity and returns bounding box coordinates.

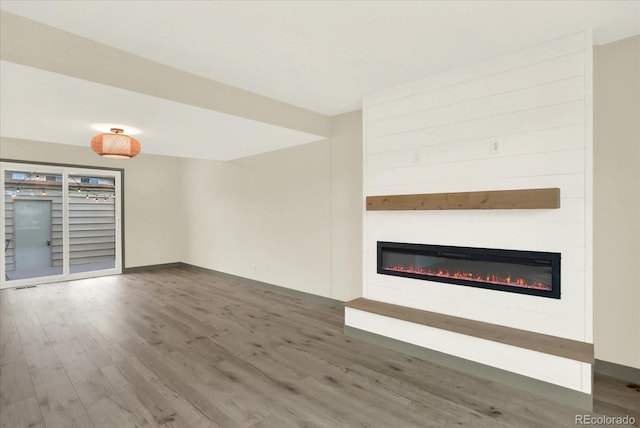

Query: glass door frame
[1,160,123,289]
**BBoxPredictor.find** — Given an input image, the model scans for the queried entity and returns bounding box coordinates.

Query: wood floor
[0,267,638,428]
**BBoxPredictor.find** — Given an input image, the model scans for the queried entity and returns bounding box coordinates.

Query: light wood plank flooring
[1,267,638,427]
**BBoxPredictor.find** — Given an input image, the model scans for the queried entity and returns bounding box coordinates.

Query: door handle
[46,240,51,246]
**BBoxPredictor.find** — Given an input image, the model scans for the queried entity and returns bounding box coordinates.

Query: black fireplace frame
[377,241,561,299]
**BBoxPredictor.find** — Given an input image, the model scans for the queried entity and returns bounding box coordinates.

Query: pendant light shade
[91,128,141,159]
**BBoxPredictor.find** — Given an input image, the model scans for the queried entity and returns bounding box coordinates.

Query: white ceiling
[1,1,638,160]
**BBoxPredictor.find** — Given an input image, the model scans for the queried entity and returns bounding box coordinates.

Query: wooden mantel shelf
[345,298,593,363]
[366,188,560,211]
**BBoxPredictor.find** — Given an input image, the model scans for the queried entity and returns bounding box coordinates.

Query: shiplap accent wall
[354,32,593,393]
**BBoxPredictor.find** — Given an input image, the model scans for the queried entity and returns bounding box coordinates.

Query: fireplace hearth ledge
[344,298,593,363]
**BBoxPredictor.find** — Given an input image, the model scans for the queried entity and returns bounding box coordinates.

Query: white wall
[181,112,363,300]
[0,137,184,268]
[594,35,640,370]
[356,32,593,392]
[182,140,333,297]
[331,111,363,301]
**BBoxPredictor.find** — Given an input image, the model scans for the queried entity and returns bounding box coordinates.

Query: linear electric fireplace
[378,242,560,298]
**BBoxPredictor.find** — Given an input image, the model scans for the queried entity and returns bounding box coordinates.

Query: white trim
[63,171,70,276]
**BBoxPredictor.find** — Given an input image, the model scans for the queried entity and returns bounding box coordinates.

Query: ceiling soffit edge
[0,10,330,139]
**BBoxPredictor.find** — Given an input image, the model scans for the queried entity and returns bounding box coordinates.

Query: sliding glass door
[68,172,117,275]
[1,162,122,288]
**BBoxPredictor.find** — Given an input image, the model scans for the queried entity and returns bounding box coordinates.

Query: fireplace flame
[383,265,551,290]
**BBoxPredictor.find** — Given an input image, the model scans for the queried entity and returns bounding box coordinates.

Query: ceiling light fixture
[91,128,141,159]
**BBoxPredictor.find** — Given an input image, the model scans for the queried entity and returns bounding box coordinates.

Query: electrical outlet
[489,140,500,154]
[251,264,257,273]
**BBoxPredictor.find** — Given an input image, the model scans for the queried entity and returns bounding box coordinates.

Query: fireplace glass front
[378,242,560,298]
